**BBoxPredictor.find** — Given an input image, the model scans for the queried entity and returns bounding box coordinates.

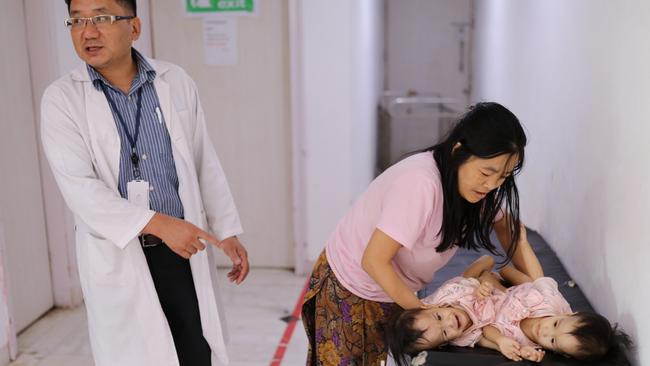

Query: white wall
[24,0,85,310]
[291,0,384,265]
[23,0,153,308]
[0,0,54,332]
[151,0,294,268]
[473,1,650,364]
[385,0,472,104]
[351,0,383,200]
[0,222,16,364]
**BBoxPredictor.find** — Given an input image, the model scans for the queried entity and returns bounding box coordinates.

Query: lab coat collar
[70,54,170,83]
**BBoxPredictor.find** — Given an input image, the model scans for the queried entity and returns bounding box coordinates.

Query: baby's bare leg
[478,271,507,292]
[499,265,534,286]
[463,255,496,278]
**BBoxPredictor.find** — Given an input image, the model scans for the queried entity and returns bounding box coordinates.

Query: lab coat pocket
[175,110,191,140]
[85,233,132,286]
[176,109,189,118]
[168,109,194,165]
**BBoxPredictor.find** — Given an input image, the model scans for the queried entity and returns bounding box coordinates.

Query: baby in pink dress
[419,275,505,347]
[384,255,505,356]
[480,266,630,363]
[490,276,572,347]
[385,255,631,365]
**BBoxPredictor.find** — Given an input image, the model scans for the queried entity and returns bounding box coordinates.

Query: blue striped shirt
[87,49,184,218]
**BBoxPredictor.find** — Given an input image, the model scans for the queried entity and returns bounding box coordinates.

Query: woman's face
[457,153,519,203]
[412,306,472,350]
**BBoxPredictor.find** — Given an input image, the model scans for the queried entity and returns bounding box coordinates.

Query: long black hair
[429,102,526,259]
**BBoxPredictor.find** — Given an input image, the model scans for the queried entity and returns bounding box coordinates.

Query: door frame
[0,223,18,363]
[288,0,310,275]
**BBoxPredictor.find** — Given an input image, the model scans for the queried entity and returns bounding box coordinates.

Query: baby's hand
[475,281,494,299]
[520,346,545,362]
[496,336,522,361]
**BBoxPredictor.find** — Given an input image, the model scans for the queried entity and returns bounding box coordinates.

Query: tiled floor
[8,268,309,366]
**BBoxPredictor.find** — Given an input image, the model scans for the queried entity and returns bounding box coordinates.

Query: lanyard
[100,84,144,179]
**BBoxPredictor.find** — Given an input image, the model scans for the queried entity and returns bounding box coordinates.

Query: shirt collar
[87,48,156,93]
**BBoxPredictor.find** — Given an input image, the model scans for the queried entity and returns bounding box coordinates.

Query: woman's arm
[361,229,424,309]
[493,215,544,280]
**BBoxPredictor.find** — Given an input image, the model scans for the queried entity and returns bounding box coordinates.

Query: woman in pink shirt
[301,102,536,366]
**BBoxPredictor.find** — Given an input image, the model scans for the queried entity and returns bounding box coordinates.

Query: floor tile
[8,268,309,366]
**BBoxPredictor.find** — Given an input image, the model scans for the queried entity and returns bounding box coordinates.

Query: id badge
[127,180,150,209]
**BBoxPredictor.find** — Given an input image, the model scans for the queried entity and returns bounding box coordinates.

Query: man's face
[68,0,140,70]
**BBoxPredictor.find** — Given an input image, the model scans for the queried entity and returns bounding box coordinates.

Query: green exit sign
[185,0,256,14]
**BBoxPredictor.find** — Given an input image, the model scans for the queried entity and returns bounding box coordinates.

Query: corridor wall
[473,1,650,364]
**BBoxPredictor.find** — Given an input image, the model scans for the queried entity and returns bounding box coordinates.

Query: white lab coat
[40,58,242,366]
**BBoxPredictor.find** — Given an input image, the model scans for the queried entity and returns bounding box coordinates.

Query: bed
[392,229,630,366]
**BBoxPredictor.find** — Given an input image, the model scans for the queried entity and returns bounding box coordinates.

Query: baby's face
[529,315,581,357]
[412,306,471,349]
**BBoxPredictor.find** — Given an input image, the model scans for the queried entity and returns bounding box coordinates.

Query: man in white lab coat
[40,0,250,365]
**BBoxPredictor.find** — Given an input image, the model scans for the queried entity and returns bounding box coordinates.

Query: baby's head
[384,305,471,366]
[528,312,632,362]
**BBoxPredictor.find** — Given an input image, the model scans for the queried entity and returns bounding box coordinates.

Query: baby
[385,254,631,365]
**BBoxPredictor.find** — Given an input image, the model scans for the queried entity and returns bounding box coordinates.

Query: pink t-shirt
[492,277,573,347]
[325,152,457,302]
[422,276,506,347]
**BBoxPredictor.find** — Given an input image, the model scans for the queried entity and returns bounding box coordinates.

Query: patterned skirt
[301,250,401,366]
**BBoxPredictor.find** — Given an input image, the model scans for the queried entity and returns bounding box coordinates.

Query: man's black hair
[65,0,137,16]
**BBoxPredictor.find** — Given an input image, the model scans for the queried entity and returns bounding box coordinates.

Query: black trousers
[143,244,212,366]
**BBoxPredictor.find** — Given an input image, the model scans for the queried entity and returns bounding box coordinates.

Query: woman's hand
[496,336,522,361]
[520,345,545,362]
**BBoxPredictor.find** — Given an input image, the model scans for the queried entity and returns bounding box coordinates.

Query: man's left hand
[216,236,250,284]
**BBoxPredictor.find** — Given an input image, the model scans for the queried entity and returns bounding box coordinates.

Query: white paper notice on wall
[203,17,238,65]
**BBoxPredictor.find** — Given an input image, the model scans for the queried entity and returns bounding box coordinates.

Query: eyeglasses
[64,15,135,29]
